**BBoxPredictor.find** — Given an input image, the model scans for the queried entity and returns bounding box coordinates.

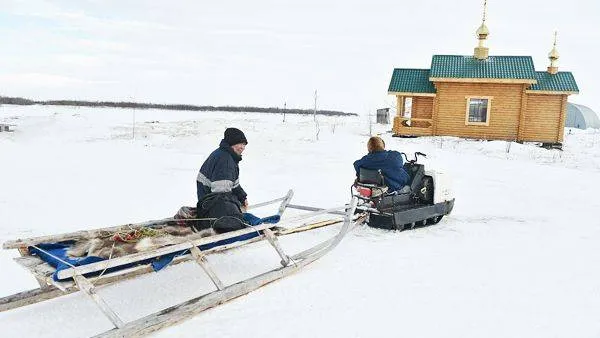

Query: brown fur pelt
[66,225,216,259]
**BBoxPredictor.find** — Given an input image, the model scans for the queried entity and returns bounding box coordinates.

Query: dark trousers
[196,193,246,233]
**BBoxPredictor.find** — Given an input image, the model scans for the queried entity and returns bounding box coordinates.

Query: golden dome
[548,46,560,60]
[476,22,489,39]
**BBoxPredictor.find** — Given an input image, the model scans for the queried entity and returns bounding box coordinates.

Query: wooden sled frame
[1,190,360,337]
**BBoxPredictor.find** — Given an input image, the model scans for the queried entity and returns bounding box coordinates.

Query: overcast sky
[0,0,598,114]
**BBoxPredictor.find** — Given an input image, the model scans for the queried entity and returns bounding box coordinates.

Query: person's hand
[241,199,249,212]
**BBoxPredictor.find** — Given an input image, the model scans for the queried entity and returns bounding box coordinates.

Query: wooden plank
[14,255,44,269]
[432,93,440,135]
[189,247,225,290]
[525,90,578,95]
[399,96,405,116]
[398,118,432,122]
[14,255,65,292]
[0,287,75,312]
[395,125,433,137]
[13,256,54,284]
[18,247,50,289]
[46,277,70,292]
[3,218,174,249]
[276,219,340,235]
[30,261,56,278]
[277,189,294,216]
[94,256,318,337]
[74,274,124,328]
[246,194,287,210]
[286,204,347,216]
[262,228,290,266]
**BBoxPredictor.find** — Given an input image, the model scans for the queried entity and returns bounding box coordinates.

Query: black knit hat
[223,127,248,146]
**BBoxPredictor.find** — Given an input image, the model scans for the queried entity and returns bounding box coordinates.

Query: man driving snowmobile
[353,136,410,193]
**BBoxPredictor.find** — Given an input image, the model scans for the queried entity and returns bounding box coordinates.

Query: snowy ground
[1,105,600,337]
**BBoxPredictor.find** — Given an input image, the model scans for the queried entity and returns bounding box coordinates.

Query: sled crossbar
[286,204,348,216]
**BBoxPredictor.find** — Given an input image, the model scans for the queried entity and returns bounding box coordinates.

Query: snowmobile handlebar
[401,152,427,164]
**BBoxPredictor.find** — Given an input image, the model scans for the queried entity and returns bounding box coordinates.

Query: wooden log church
[388,1,579,145]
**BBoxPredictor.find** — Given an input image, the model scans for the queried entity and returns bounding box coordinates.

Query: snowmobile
[353,151,454,230]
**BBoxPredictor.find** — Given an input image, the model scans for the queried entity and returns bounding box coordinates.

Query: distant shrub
[0,96,356,116]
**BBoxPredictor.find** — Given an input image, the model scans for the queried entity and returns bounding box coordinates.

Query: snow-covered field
[1,105,600,337]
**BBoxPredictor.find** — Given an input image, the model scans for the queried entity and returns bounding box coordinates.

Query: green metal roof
[530,71,579,92]
[388,68,436,93]
[429,55,537,80]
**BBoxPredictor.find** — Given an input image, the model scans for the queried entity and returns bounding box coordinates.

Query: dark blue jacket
[353,150,410,192]
[197,140,247,203]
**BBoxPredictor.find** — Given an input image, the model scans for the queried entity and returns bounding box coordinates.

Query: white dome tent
[566,103,600,129]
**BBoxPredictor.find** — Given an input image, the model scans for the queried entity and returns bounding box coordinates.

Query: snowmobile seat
[358,168,385,186]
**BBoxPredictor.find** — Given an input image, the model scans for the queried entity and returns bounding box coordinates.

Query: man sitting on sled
[353,136,410,196]
[196,127,250,233]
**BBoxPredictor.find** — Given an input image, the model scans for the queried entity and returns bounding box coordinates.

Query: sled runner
[353,151,455,230]
[1,190,362,337]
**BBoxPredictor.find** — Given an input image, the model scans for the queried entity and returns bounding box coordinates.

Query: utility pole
[313,90,317,121]
[283,101,286,122]
[131,96,136,140]
[313,90,320,140]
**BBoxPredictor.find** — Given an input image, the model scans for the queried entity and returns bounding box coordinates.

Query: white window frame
[465,96,493,126]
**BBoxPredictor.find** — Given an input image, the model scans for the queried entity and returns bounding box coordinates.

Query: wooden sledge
[1,190,361,337]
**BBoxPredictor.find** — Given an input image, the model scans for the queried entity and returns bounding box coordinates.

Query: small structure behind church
[566,103,600,129]
[388,1,578,145]
[376,108,390,124]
